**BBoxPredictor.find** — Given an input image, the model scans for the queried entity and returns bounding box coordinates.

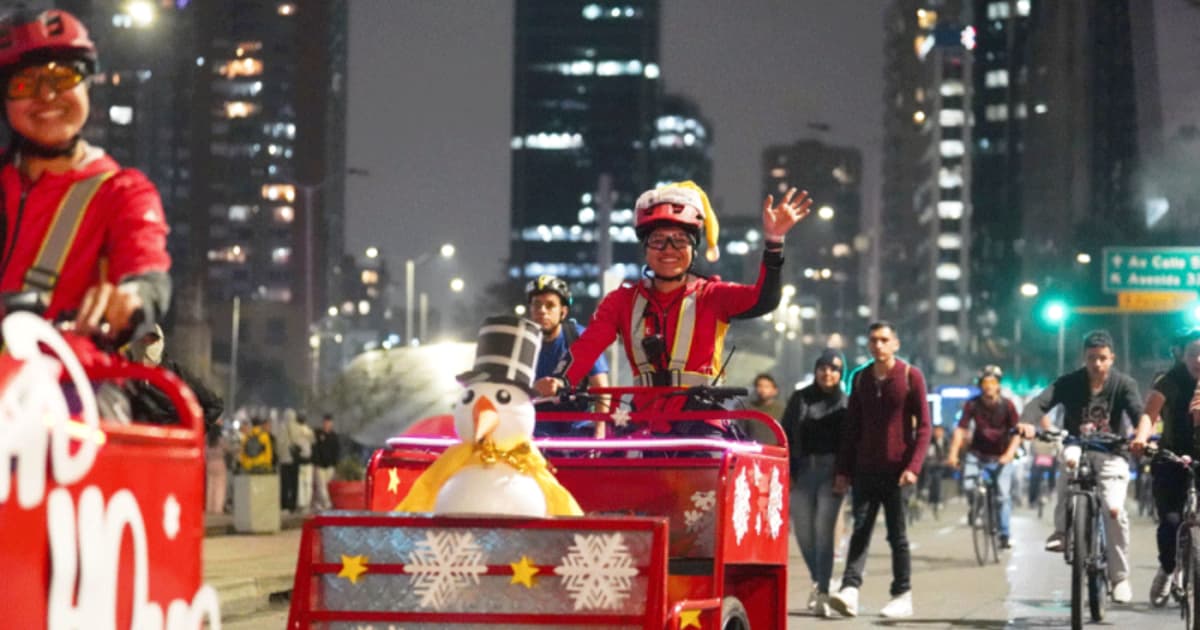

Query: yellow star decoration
[509,555,540,588]
[387,468,401,494]
[679,609,702,629]
[338,554,369,584]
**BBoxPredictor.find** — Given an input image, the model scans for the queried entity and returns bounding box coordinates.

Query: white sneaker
[880,591,914,618]
[1150,568,1171,607]
[813,593,832,618]
[1044,531,1066,552]
[1112,579,1133,604]
[806,585,819,611]
[828,586,859,618]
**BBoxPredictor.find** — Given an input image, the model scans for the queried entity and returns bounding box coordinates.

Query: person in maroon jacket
[946,365,1021,549]
[828,321,931,619]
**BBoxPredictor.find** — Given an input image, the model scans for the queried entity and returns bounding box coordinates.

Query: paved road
[213,496,1176,628]
[787,495,1175,629]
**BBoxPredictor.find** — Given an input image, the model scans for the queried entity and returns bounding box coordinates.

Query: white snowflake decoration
[767,466,784,538]
[554,533,638,610]
[403,530,487,610]
[690,490,716,511]
[610,408,631,428]
[683,509,704,531]
[731,469,750,544]
[162,494,181,540]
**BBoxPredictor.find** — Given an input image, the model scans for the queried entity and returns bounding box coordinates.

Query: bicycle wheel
[1070,495,1088,630]
[1088,504,1106,623]
[988,492,1001,563]
[1187,526,1200,630]
[971,491,989,566]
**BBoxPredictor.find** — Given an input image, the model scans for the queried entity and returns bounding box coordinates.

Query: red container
[328,480,365,510]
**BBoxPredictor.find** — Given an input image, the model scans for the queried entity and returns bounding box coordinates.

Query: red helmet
[634,181,721,262]
[0,9,97,74]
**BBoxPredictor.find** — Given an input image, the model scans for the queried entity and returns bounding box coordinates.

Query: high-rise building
[510,0,661,315]
[881,0,974,381]
[652,93,712,190]
[55,1,349,406]
[762,139,863,339]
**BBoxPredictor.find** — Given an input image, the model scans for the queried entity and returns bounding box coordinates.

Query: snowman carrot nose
[473,396,500,443]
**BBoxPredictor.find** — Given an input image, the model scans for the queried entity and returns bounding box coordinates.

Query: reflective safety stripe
[669,294,696,372]
[634,371,712,387]
[629,286,653,376]
[23,171,115,295]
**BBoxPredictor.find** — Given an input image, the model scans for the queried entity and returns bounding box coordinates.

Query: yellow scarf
[394,440,583,516]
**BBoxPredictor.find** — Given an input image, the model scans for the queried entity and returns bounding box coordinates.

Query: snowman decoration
[395,316,582,517]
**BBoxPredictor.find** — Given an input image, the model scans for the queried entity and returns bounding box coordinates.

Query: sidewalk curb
[211,573,294,619]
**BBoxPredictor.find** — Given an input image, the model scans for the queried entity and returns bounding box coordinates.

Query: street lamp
[1043,300,1069,375]
[365,247,379,259]
[449,277,465,293]
[404,243,455,345]
[817,205,835,221]
[126,0,155,26]
[1019,282,1039,298]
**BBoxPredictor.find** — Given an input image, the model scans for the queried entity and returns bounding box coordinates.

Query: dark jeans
[280,462,298,511]
[1153,460,1192,573]
[841,473,911,596]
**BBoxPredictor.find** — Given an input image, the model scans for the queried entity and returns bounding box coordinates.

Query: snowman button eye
[497,389,512,404]
[461,390,475,405]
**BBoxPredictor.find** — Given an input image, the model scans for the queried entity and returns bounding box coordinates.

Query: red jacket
[0,152,170,319]
[559,254,782,389]
[836,359,932,478]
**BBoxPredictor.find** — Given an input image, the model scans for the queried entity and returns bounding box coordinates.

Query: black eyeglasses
[645,235,691,251]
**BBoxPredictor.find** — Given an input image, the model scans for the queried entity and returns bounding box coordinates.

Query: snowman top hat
[456,315,542,394]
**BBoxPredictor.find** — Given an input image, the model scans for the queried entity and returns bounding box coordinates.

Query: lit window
[1016,0,1031,16]
[262,184,296,202]
[578,207,595,224]
[914,34,934,59]
[770,167,787,178]
[273,206,294,223]
[644,63,660,79]
[937,295,963,311]
[207,245,246,264]
[582,3,602,19]
[985,104,1009,121]
[228,205,252,222]
[235,41,263,56]
[361,269,379,285]
[223,101,258,118]
[987,2,1011,19]
[109,105,133,126]
[913,110,926,124]
[938,109,964,127]
[985,69,1009,88]
[937,325,960,343]
[217,57,263,78]
[272,247,291,265]
[524,132,584,150]
[277,3,296,16]
[940,80,964,96]
[937,234,963,249]
[916,8,938,29]
[937,201,964,219]
[1014,102,1028,118]
[1034,103,1048,114]
[726,241,750,256]
[939,140,965,157]
[936,263,962,280]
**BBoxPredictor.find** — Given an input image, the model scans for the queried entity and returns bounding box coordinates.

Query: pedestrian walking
[741,373,786,444]
[291,412,315,512]
[780,349,847,617]
[829,321,931,619]
[312,414,341,510]
[275,410,297,511]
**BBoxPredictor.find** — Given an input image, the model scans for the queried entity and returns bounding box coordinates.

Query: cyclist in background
[947,365,1021,549]
[1021,330,1143,603]
[1131,327,1200,606]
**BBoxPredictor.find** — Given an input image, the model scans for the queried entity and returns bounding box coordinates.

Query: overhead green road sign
[1103,247,1200,293]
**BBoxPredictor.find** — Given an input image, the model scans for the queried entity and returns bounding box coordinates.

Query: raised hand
[762,187,813,239]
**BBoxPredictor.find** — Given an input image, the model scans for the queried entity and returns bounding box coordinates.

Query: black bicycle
[1043,430,1127,630]
[965,460,1004,566]
[1148,445,1200,628]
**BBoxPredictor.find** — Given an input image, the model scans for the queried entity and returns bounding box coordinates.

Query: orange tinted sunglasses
[7,63,85,100]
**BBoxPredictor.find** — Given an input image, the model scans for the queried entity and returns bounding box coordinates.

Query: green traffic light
[1043,300,1068,324]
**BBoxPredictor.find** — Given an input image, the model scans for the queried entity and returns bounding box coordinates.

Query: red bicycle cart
[289,386,790,629]
[0,313,216,629]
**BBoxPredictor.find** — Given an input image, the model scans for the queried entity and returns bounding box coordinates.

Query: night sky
[346,1,1200,313]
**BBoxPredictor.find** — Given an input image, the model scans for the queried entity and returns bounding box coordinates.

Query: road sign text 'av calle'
[1103,247,1200,293]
